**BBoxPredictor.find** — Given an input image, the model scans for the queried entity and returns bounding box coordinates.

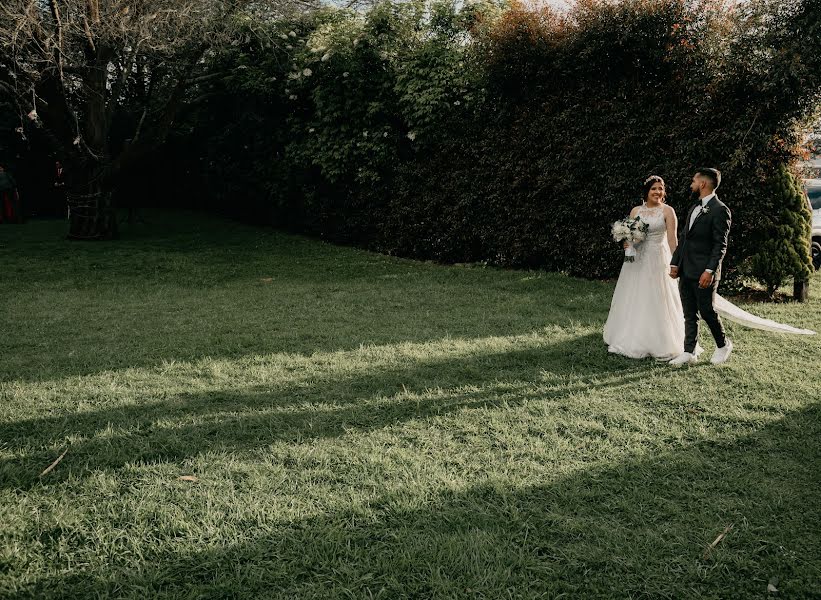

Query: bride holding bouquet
[603,175,686,360]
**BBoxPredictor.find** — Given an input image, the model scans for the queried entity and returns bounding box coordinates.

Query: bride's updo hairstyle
[642,175,666,203]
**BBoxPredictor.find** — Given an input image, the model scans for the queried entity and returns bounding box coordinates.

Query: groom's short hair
[696,167,721,190]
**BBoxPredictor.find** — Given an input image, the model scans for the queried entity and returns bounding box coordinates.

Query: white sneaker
[669,352,698,366]
[710,339,733,365]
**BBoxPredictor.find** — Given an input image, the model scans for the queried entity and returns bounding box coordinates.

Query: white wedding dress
[603,204,814,360]
[604,204,685,359]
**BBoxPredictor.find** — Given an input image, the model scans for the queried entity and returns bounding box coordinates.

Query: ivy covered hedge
[168,0,821,288]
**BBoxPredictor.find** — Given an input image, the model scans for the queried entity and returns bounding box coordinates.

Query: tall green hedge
[170,0,821,285]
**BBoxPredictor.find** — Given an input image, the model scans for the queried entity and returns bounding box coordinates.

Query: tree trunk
[64,147,119,240]
[66,44,119,240]
[793,279,809,302]
[67,196,118,240]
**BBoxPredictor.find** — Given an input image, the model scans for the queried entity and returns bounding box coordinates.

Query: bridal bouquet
[612,216,649,262]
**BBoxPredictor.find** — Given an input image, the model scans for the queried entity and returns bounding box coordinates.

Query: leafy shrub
[172,0,820,287]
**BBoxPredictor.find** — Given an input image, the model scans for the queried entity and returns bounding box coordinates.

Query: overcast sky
[535,0,748,10]
[536,0,572,9]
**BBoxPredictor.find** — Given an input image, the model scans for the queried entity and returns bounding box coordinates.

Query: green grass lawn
[1,211,820,599]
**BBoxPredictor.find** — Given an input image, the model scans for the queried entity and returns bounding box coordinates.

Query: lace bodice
[636,204,667,245]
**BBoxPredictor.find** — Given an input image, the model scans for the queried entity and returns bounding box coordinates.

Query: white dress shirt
[689,192,716,273]
[689,192,715,230]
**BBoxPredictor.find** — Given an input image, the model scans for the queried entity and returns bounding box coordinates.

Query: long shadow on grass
[10,403,820,599]
[0,333,660,490]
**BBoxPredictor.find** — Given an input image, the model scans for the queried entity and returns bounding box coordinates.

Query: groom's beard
[689,189,701,203]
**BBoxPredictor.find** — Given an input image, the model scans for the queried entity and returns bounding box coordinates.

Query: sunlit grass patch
[1,212,819,598]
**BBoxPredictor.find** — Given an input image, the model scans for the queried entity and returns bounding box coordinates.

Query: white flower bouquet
[612,216,649,262]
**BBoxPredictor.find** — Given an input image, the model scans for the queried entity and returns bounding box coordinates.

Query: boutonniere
[701,206,710,215]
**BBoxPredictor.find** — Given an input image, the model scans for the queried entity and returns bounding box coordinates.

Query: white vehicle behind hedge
[804,179,821,270]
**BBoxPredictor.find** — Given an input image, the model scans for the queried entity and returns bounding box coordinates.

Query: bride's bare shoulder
[629,205,642,216]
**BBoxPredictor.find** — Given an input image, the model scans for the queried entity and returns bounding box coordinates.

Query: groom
[669,168,733,366]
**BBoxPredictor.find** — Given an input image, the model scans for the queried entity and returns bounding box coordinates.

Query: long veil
[714,295,816,335]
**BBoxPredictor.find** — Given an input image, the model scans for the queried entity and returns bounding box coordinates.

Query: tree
[747,164,814,297]
[0,0,317,238]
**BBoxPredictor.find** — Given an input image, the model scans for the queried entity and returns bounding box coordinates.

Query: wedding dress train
[714,296,815,335]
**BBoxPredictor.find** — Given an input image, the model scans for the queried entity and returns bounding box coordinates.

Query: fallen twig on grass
[703,523,734,560]
[39,448,68,477]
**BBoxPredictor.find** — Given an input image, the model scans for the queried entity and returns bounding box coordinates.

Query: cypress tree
[748,164,813,297]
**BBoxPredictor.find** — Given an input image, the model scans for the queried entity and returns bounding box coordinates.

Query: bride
[603,175,814,362]
[604,176,686,360]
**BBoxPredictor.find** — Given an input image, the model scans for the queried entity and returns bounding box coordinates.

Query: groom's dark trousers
[679,276,726,355]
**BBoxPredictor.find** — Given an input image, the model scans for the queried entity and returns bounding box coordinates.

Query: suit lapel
[684,202,700,238]
[686,195,717,237]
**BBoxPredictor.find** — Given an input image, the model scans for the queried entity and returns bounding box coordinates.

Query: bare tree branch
[47,0,65,82]
[0,0,323,238]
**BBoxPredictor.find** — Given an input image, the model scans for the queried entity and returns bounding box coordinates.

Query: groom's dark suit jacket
[671,194,732,280]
